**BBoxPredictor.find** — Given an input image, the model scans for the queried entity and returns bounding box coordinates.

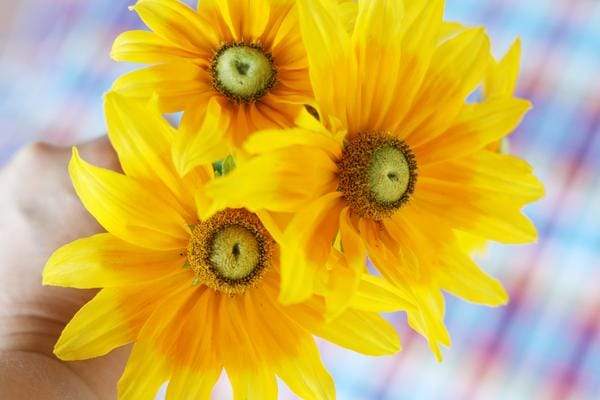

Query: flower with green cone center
[187,208,275,294]
[368,145,412,205]
[337,132,417,220]
[209,225,260,281]
[211,43,277,103]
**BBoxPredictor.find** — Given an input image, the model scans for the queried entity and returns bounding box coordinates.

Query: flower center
[211,43,277,103]
[368,145,412,204]
[337,132,417,220]
[187,208,275,294]
[210,225,259,280]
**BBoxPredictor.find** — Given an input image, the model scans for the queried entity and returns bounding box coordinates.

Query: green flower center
[337,132,417,220]
[187,208,275,294]
[211,44,276,103]
[368,145,412,205]
[210,225,260,281]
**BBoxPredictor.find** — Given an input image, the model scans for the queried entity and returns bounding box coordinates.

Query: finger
[75,135,121,172]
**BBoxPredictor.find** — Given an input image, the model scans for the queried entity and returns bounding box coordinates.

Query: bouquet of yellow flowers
[43,0,543,398]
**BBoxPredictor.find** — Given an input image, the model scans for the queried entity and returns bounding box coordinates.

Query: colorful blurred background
[0,0,598,399]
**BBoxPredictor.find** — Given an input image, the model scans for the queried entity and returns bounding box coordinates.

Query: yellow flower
[110,0,316,175]
[43,92,410,399]
[207,0,544,360]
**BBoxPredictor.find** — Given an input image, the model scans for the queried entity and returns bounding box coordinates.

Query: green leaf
[221,155,236,175]
[212,155,236,176]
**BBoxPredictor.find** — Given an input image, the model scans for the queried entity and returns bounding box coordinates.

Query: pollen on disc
[210,225,260,281]
[212,44,276,102]
[368,145,411,205]
[186,208,276,295]
[337,132,418,220]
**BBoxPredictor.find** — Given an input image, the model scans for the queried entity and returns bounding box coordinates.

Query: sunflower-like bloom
[43,93,410,399]
[207,0,544,359]
[110,0,316,176]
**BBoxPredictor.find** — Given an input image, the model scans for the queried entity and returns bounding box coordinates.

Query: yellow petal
[297,0,355,130]
[358,218,408,282]
[338,0,358,32]
[166,291,221,400]
[437,246,508,306]
[206,146,338,213]
[265,1,305,63]
[219,295,263,366]
[319,250,359,318]
[227,366,277,400]
[414,152,542,244]
[339,208,366,274]
[254,210,288,244]
[348,0,404,132]
[69,148,189,250]
[188,166,217,219]
[358,218,450,360]
[173,96,231,176]
[252,103,308,134]
[320,207,365,317]
[455,230,489,255]
[111,30,205,64]
[54,272,187,361]
[384,0,444,130]
[419,150,545,204]
[131,0,218,52]
[243,128,341,159]
[415,97,532,164]
[217,294,278,400]
[316,309,401,356]
[167,368,219,400]
[295,105,331,132]
[119,342,170,400]
[485,38,521,98]
[43,233,183,289]
[269,68,313,105]
[351,274,415,313]
[247,101,283,131]
[118,286,196,400]
[280,192,345,304]
[111,62,211,113]
[105,91,173,173]
[275,344,334,400]
[211,0,271,41]
[232,288,333,399]
[439,22,467,41]
[414,190,538,244]
[406,285,451,362]
[383,210,440,279]
[243,289,334,400]
[278,244,318,305]
[167,290,218,368]
[105,92,197,218]
[268,284,326,330]
[403,27,491,146]
[54,290,136,360]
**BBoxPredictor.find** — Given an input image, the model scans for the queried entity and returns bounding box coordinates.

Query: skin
[0,138,128,400]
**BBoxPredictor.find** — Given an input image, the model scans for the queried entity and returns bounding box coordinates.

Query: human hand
[0,138,128,400]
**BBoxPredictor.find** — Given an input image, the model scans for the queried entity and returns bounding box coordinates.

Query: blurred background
[0,0,598,399]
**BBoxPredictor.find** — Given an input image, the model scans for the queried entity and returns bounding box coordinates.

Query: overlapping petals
[207,0,543,360]
[44,92,411,398]
[111,0,314,176]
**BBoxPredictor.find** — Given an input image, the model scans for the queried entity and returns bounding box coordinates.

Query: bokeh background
[1,0,599,399]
